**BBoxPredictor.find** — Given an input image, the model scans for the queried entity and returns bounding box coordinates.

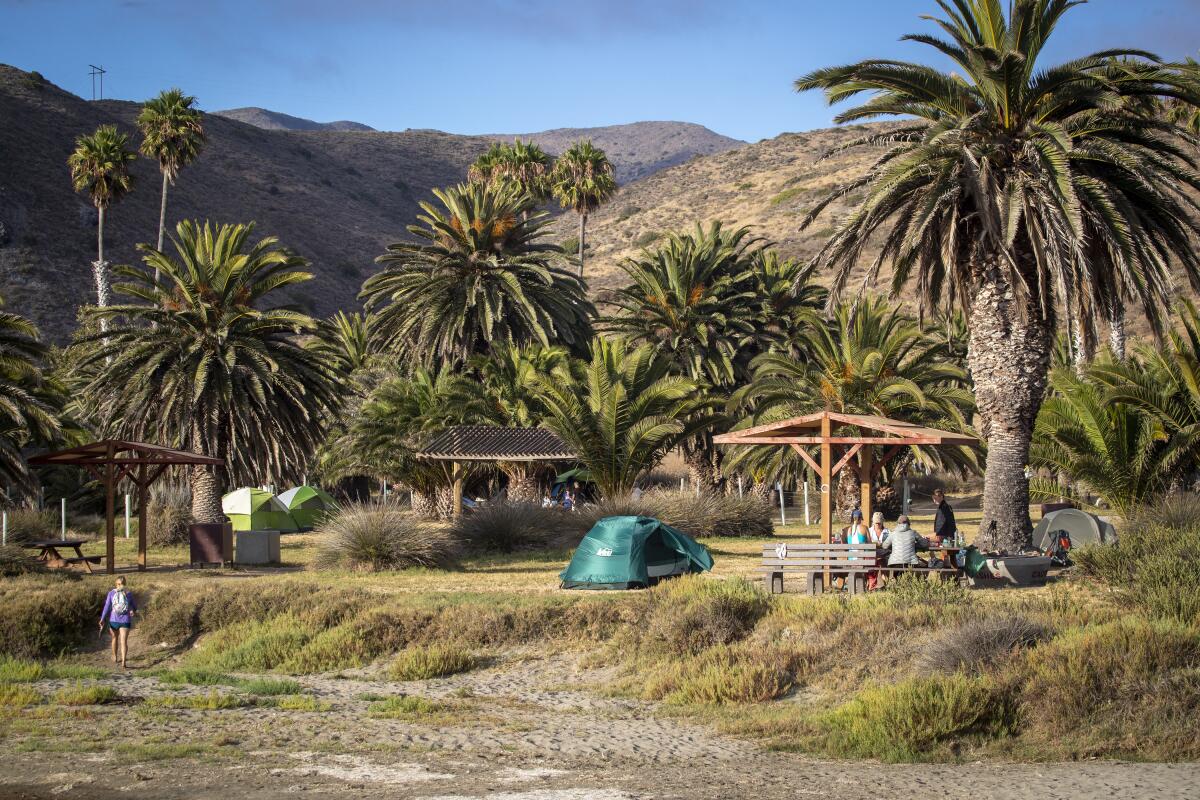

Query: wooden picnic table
[23,539,99,573]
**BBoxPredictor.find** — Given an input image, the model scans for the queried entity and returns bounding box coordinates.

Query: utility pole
[88,65,106,100]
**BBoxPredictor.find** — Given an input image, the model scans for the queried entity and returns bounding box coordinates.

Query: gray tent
[1033,508,1117,552]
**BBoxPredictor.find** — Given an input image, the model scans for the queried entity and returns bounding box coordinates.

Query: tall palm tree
[0,295,63,503]
[468,139,553,203]
[533,338,707,498]
[732,296,977,513]
[137,89,205,258]
[794,0,1200,551]
[549,140,617,278]
[75,220,340,523]
[68,125,137,328]
[309,310,376,378]
[746,250,828,359]
[362,181,594,364]
[1030,363,1197,514]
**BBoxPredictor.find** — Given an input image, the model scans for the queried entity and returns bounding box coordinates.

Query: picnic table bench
[761,541,964,595]
[23,539,101,573]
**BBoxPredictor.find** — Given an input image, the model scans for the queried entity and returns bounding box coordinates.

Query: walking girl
[98,576,136,669]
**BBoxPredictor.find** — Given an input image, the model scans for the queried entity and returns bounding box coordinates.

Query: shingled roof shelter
[29,440,222,574]
[713,412,977,544]
[417,426,578,517]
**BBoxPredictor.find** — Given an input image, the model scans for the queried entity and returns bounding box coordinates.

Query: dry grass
[389,645,479,681]
[51,683,118,706]
[313,503,460,571]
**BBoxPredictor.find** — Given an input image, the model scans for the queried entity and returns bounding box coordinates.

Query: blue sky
[3,0,1198,141]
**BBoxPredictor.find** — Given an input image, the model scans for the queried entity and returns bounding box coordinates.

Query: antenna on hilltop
[88,65,106,100]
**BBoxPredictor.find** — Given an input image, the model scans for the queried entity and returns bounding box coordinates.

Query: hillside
[213,107,375,132]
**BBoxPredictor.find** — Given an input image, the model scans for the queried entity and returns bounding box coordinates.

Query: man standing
[932,489,957,544]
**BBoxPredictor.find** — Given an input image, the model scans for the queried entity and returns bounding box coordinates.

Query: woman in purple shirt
[98,576,137,669]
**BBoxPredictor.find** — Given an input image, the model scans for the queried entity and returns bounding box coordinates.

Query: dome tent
[278,485,338,529]
[222,488,298,532]
[560,516,714,590]
[1033,508,1117,552]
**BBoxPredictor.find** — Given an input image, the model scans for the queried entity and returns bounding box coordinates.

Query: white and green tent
[222,488,298,532]
[277,485,338,530]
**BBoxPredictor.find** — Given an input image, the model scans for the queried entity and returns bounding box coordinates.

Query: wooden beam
[451,461,463,519]
[820,413,832,546]
[788,443,819,474]
[871,445,904,479]
[860,445,874,526]
[104,443,115,575]
[714,435,975,446]
[137,463,147,571]
[831,443,863,477]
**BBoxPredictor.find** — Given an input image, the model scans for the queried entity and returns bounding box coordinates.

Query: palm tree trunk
[967,275,1051,554]
[577,212,587,278]
[410,488,438,518]
[92,204,110,334]
[683,446,721,494]
[155,171,170,282]
[749,479,771,501]
[502,464,539,503]
[434,486,455,520]
[1109,302,1126,361]
[189,464,224,523]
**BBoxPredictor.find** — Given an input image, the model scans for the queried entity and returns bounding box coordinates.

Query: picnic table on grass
[23,539,100,573]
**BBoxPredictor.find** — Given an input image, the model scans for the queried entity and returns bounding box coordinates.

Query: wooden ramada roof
[28,439,222,467]
[713,411,977,447]
[417,426,578,462]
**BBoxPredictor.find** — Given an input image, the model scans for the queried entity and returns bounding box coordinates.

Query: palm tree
[310,310,376,377]
[68,125,137,328]
[549,140,617,278]
[467,342,571,501]
[732,296,977,514]
[0,295,63,503]
[468,139,553,203]
[362,181,594,364]
[137,88,205,258]
[746,250,828,359]
[1030,363,1197,514]
[533,338,706,498]
[75,220,340,523]
[794,0,1200,551]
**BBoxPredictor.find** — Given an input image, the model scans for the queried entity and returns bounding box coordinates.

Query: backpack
[111,589,129,616]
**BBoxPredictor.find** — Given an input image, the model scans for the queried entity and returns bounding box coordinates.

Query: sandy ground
[2,650,1199,800]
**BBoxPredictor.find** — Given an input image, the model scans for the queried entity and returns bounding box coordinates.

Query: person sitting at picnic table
[98,576,136,670]
[932,488,957,545]
[881,514,929,566]
[866,511,889,589]
[842,508,868,544]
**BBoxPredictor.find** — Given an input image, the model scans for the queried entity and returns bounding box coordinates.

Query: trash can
[235,530,281,565]
[190,522,232,567]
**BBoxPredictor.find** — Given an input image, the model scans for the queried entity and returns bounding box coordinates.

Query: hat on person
[850,508,863,519]
[871,511,884,524]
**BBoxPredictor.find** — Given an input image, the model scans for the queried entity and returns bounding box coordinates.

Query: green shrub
[561,236,580,255]
[53,683,118,706]
[367,694,445,719]
[634,230,663,248]
[0,656,105,683]
[616,205,642,222]
[809,674,1017,761]
[184,613,316,672]
[451,502,570,552]
[239,677,301,696]
[265,694,331,712]
[917,615,1048,674]
[389,645,478,680]
[644,645,797,704]
[886,572,970,606]
[144,690,248,710]
[1074,500,1200,622]
[0,576,107,658]
[0,684,42,707]
[638,576,769,657]
[154,668,234,687]
[313,503,460,571]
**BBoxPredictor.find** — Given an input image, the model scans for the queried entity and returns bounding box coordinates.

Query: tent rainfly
[222,488,298,532]
[417,426,579,518]
[713,411,978,544]
[560,515,714,590]
[278,485,338,530]
[28,440,223,574]
[1033,508,1117,552]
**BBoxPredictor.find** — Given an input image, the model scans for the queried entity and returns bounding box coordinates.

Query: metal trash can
[189,522,232,567]
[234,530,281,565]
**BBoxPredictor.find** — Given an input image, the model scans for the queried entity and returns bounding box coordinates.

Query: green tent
[221,488,298,532]
[560,515,714,590]
[277,485,338,529]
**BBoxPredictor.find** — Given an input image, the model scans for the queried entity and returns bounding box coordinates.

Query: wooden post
[104,461,115,575]
[820,412,832,544]
[860,445,873,526]
[137,463,147,571]
[452,461,463,519]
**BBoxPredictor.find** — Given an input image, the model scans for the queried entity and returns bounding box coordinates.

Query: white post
[124,494,131,538]
[803,478,810,526]
[903,477,911,515]
[680,477,685,492]
[737,475,743,498]
[2,510,7,546]
[60,498,66,540]
[776,481,786,526]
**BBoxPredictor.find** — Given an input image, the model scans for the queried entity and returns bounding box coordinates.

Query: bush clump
[0,576,108,659]
[0,544,42,577]
[647,490,774,538]
[389,645,478,680]
[917,615,1048,675]
[1074,498,1200,622]
[146,487,192,546]
[452,502,570,552]
[638,575,770,657]
[643,644,798,704]
[1,508,55,544]
[313,504,459,571]
[367,694,446,719]
[52,683,118,706]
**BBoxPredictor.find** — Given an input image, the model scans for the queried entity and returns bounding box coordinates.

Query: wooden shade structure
[28,440,222,574]
[417,426,578,518]
[713,412,977,543]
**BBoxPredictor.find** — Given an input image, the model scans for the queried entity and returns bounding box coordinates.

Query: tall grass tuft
[636,575,770,657]
[0,544,41,577]
[146,485,192,546]
[917,615,1048,675]
[452,503,571,552]
[1074,497,1200,623]
[572,491,773,539]
[313,503,459,571]
[389,645,478,681]
[0,576,108,659]
[0,509,56,544]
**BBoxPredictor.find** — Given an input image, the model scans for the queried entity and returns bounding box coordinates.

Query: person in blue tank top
[98,576,137,669]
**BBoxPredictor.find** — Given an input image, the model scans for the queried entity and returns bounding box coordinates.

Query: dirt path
[2,652,1198,800]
